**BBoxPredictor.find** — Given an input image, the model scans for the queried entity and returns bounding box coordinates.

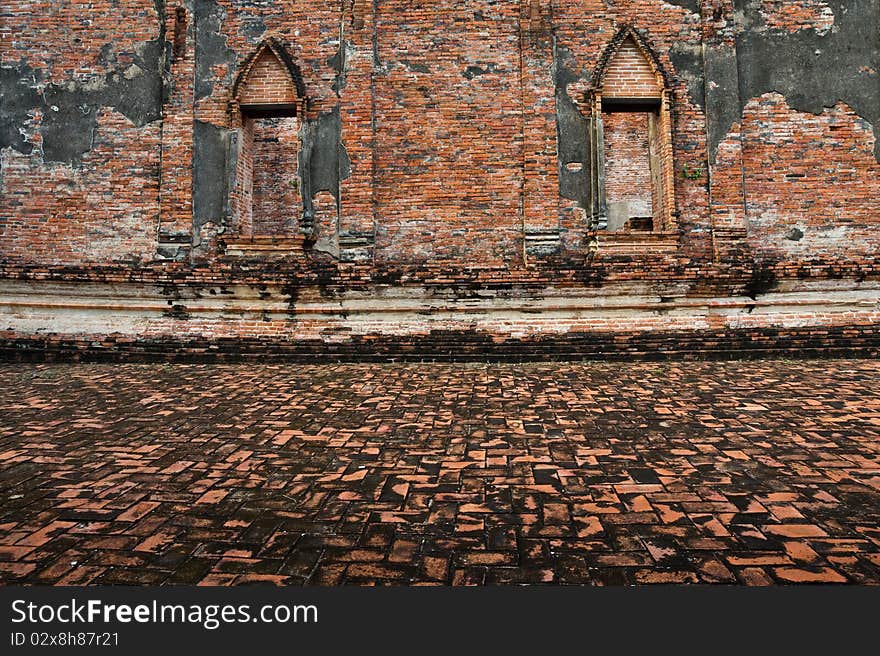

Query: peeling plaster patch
[193,119,232,233]
[330,40,357,94]
[194,0,237,101]
[553,44,592,211]
[732,0,879,162]
[0,38,166,165]
[672,1,878,163]
[760,1,835,35]
[668,41,705,110]
[1,64,45,157]
[664,0,700,13]
[304,105,352,202]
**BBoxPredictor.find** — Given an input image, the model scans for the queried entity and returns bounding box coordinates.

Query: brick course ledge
[1,324,879,363]
[1,263,877,361]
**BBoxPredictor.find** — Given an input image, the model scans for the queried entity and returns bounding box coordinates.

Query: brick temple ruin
[1,1,878,358]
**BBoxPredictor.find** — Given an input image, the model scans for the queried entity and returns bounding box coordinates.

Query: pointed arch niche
[587,27,676,234]
[229,39,312,240]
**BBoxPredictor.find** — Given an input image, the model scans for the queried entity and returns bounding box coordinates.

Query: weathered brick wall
[158,2,196,253]
[601,37,662,98]
[0,0,878,354]
[251,117,301,235]
[237,50,299,107]
[368,0,525,265]
[0,0,164,264]
[551,0,709,251]
[603,112,654,229]
[743,94,880,264]
[759,0,835,34]
[730,1,880,272]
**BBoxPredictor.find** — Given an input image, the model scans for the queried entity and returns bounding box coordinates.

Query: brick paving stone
[0,360,879,585]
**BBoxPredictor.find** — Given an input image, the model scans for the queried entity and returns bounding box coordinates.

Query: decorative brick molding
[231,39,307,113]
[228,39,312,241]
[588,26,677,235]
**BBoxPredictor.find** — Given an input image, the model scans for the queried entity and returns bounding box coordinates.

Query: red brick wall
[742,93,880,262]
[603,112,654,226]
[0,0,163,264]
[551,1,708,250]
[158,3,196,247]
[0,0,877,330]
[0,114,162,265]
[238,50,299,107]
[601,37,661,99]
[251,117,301,235]
[193,2,340,128]
[370,0,524,264]
[0,0,158,79]
[760,0,835,34]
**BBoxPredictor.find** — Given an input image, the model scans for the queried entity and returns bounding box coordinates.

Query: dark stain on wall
[735,0,880,162]
[745,258,780,299]
[305,105,352,201]
[703,43,742,163]
[0,38,167,166]
[193,119,232,231]
[668,41,705,110]
[667,1,879,163]
[1,64,44,157]
[241,15,268,43]
[553,44,593,212]
[194,0,236,101]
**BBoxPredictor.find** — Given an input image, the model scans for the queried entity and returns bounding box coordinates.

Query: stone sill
[598,231,679,254]
[221,236,308,257]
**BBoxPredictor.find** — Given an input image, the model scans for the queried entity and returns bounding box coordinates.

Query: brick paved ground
[1,360,879,585]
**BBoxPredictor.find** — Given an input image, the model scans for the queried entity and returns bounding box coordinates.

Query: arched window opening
[588,27,676,235]
[230,40,311,241]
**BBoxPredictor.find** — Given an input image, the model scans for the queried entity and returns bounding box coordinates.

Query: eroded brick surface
[1,1,878,353]
[1,359,878,586]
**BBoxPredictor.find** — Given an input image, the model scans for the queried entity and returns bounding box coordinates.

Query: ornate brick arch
[231,38,308,116]
[229,39,314,242]
[592,26,671,95]
[585,26,677,235]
